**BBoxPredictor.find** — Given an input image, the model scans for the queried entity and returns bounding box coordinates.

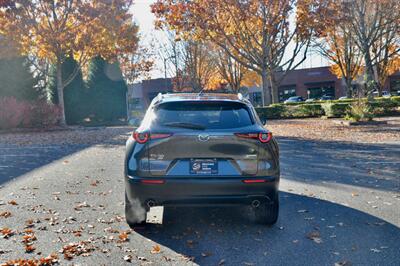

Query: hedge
[255,96,400,120]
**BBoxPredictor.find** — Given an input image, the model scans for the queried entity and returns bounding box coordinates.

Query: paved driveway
[0,128,399,265]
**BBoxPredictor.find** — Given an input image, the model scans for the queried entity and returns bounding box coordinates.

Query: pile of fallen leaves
[267,117,400,143]
[0,227,14,238]
[22,229,37,253]
[1,253,59,266]
[60,241,96,260]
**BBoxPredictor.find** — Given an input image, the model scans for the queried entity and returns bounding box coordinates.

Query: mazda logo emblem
[198,134,210,142]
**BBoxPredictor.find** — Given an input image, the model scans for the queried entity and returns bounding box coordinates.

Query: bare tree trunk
[261,68,270,106]
[56,59,67,126]
[345,78,353,98]
[268,72,279,103]
[363,47,378,96]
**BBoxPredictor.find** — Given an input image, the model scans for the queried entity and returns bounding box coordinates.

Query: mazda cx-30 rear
[124,93,280,226]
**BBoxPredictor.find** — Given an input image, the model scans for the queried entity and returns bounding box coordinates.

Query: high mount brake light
[133,132,172,144]
[235,132,272,143]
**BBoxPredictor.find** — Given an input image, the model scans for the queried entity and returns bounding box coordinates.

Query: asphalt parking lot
[0,127,399,265]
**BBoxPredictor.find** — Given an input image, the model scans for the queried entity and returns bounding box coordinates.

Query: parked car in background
[125,93,280,227]
[338,96,349,100]
[305,98,316,103]
[284,96,304,103]
[320,95,334,101]
[372,90,392,98]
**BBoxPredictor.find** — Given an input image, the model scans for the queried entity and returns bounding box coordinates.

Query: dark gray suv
[124,93,280,226]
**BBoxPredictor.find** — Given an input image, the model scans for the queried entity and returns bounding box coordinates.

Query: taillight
[133,132,149,144]
[133,132,172,144]
[150,133,173,140]
[235,132,272,143]
[258,132,272,143]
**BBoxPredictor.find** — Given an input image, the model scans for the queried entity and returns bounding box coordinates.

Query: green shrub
[255,96,400,120]
[255,104,287,120]
[321,102,350,117]
[288,104,324,117]
[345,100,373,122]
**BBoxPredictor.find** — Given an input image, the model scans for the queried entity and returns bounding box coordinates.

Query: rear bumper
[125,175,279,207]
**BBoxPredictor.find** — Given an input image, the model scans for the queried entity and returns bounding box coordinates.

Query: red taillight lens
[133,132,149,144]
[258,132,272,143]
[235,132,272,143]
[150,133,173,140]
[133,132,172,143]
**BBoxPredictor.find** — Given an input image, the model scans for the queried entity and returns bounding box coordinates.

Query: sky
[131,0,330,80]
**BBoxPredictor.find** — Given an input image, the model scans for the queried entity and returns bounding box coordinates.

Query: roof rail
[151,92,163,105]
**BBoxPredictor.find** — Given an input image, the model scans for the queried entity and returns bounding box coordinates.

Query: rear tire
[125,193,147,228]
[254,193,279,225]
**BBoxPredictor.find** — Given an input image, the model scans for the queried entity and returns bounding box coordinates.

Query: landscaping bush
[0,97,61,130]
[289,104,324,117]
[345,100,373,122]
[0,97,30,129]
[255,104,287,120]
[255,97,400,120]
[29,100,62,127]
[321,102,350,118]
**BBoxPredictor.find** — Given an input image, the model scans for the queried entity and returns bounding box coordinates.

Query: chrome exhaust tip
[251,200,261,208]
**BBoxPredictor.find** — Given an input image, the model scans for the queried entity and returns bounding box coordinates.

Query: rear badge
[198,134,210,142]
[146,206,164,224]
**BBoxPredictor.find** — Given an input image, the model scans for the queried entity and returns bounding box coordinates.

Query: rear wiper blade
[161,122,206,130]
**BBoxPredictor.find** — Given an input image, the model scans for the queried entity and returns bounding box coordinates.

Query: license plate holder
[190,158,218,175]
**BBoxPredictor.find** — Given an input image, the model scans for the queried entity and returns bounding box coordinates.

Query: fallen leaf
[8,200,18,205]
[218,259,226,265]
[25,245,36,253]
[0,227,14,238]
[306,231,322,244]
[124,254,133,262]
[151,244,161,254]
[119,231,129,242]
[201,251,212,257]
[335,261,352,266]
[0,211,11,218]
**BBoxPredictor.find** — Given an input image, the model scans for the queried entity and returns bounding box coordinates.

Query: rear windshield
[153,101,254,129]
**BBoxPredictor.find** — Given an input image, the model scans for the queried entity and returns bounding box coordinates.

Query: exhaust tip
[146,200,156,208]
[251,200,261,208]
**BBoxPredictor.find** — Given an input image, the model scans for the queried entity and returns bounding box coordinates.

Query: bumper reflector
[140,179,165,184]
[242,179,266,183]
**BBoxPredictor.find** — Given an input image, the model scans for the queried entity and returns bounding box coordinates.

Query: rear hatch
[146,101,261,177]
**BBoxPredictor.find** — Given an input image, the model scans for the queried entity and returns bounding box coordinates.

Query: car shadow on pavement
[0,144,91,185]
[137,192,400,266]
[0,127,132,185]
[278,137,400,192]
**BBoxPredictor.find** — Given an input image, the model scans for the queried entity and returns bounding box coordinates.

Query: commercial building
[128,67,400,117]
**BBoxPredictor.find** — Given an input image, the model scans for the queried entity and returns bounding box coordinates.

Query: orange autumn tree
[152,0,325,105]
[339,0,400,96]
[315,1,363,97]
[0,0,139,125]
[213,46,253,93]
